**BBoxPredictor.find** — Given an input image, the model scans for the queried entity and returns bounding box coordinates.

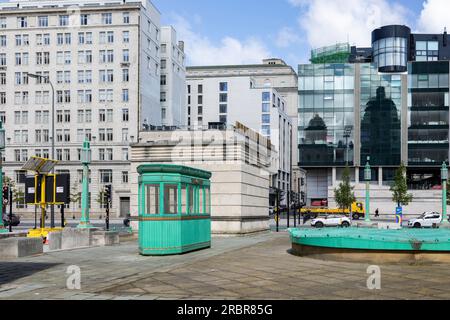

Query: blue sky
[1,0,449,67]
[152,0,450,67]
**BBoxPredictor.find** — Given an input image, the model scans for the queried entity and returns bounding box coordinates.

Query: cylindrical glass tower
[372,25,410,73]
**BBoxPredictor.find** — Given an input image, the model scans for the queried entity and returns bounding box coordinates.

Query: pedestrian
[375,209,380,218]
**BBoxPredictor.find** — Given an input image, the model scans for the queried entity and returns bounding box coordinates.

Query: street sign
[396,207,403,224]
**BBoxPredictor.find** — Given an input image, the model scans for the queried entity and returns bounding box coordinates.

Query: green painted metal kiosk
[138,164,212,256]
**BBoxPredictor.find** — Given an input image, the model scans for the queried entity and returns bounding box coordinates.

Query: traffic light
[104,185,112,203]
[2,186,8,206]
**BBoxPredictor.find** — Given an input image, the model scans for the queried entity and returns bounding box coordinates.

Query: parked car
[2,214,21,227]
[408,212,442,228]
[311,215,351,228]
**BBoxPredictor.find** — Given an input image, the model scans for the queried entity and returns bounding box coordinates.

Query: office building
[186,69,292,204]
[299,25,450,214]
[159,26,186,127]
[0,0,162,217]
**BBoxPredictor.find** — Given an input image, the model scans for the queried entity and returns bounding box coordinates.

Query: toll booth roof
[137,164,212,179]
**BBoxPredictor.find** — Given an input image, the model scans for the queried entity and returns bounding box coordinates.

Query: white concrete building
[159,26,186,127]
[0,0,162,218]
[186,68,292,202]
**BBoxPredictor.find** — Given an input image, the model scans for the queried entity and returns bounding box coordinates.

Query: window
[123,49,129,62]
[145,184,160,214]
[262,92,271,101]
[164,184,178,214]
[59,15,69,26]
[122,108,129,122]
[99,169,113,184]
[0,35,6,47]
[122,148,129,161]
[122,68,129,82]
[219,93,227,103]
[219,82,228,92]
[122,171,129,184]
[262,114,270,124]
[160,74,166,85]
[122,128,128,142]
[102,13,112,25]
[123,31,129,43]
[123,12,130,24]
[17,17,27,28]
[0,17,6,28]
[219,104,227,114]
[219,115,227,123]
[161,59,166,69]
[160,92,166,102]
[122,89,129,102]
[80,14,89,26]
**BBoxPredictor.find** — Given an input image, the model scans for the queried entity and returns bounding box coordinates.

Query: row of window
[1,49,131,66]
[5,12,130,29]
[144,184,210,215]
[0,30,132,47]
[11,127,131,143]
[0,89,130,105]
[0,110,125,126]
[12,147,129,163]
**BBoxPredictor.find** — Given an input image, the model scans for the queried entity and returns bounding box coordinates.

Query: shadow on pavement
[0,262,62,285]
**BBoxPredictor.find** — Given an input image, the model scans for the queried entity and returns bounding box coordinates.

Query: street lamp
[78,140,94,229]
[28,73,56,228]
[0,122,6,233]
[344,126,353,166]
[364,157,371,222]
[441,162,449,224]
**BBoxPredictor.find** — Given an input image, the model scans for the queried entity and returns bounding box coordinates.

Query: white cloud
[170,14,271,66]
[290,0,411,49]
[275,27,302,48]
[418,0,450,33]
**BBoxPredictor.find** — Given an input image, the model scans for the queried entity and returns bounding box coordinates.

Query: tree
[70,182,81,211]
[390,162,413,208]
[334,167,356,215]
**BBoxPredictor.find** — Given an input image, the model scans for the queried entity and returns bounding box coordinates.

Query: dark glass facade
[360,64,402,166]
[298,64,355,166]
[408,61,449,167]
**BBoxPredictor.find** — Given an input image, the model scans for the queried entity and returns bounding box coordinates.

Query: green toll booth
[137,164,212,256]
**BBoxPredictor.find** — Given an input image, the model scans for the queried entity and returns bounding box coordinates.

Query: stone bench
[0,237,43,259]
[47,228,120,251]
[0,231,29,239]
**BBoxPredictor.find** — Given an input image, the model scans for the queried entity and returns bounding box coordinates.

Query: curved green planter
[289,228,450,252]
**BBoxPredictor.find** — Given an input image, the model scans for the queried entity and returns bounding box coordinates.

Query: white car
[311,215,351,228]
[408,212,442,228]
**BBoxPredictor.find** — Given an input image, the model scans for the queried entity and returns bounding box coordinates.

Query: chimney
[444,27,448,47]
[178,41,184,52]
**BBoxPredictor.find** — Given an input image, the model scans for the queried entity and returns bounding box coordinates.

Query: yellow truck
[300,202,365,220]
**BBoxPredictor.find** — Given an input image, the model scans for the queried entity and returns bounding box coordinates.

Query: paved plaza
[1,231,450,300]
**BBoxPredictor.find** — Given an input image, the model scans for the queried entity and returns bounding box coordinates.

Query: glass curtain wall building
[298,24,450,206]
[298,64,355,167]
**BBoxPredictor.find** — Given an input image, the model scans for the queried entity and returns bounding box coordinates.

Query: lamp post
[364,157,371,222]
[441,162,449,224]
[0,122,6,233]
[78,140,94,229]
[28,73,56,228]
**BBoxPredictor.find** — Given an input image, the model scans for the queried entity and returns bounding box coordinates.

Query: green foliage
[334,167,356,213]
[70,182,81,210]
[390,162,413,207]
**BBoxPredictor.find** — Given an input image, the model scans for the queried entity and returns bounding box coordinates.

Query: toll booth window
[164,184,178,214]
[181,184,187,214]
[188,185,194,214]
[145,184,159,214]
[199,187,204,214]
[205,188,210,214]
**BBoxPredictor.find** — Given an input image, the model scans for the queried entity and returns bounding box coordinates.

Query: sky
[1,0,449,67]
[151,0,450,67]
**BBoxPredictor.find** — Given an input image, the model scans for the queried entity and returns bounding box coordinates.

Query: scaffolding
[310,43,351,64]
